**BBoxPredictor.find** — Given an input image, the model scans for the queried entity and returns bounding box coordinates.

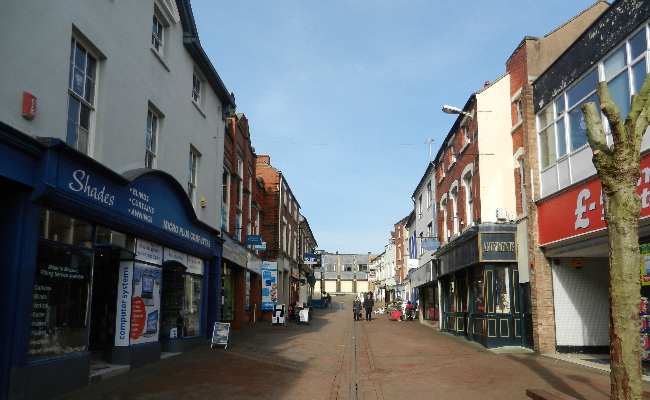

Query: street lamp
[442,105,474,119]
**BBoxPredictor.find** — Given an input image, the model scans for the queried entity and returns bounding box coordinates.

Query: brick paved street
[53,295,650,400]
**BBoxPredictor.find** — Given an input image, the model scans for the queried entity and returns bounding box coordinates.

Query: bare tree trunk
[582,75,650,399]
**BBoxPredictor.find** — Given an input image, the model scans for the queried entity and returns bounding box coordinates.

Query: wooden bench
[525,389,566,400]
[526,389,650,400]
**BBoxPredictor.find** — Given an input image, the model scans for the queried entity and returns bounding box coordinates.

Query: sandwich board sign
[211,322,231,349]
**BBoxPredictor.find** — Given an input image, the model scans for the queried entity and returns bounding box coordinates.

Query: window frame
[151,14,164,54]
[192,70,203,106]
[67,37,98,155]
[146,109,158,169]
[188,150,198,206]
[537,23,649,172]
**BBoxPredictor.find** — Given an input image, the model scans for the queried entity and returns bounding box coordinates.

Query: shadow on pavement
[505,354,595,400]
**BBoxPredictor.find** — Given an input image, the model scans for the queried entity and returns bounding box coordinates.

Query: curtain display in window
[28,242,92,361]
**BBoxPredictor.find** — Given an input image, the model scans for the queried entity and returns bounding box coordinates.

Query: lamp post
[442,105,474,119]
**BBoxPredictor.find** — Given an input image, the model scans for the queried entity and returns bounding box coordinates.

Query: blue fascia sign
[303,253,317,264]
[421,238,441,251]
[246,235,262,245]
[57,159,212,249]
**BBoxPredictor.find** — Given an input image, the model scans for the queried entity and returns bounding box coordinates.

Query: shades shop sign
[58,161,211,248]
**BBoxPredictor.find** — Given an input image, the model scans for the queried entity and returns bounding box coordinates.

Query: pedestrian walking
[352,297,362,321]
[363,294,374,321]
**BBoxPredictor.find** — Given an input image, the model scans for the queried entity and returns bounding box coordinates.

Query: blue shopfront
[0,124,223,400]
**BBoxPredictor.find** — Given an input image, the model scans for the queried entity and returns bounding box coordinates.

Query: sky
[191,0,602,255]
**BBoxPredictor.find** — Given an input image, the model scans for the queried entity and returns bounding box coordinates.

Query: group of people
[352,294,374,321]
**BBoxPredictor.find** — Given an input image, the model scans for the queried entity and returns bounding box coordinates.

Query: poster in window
[28,242,91,361]
[261,261,277,310]
[128,263,162,344]
[641,244,650,286]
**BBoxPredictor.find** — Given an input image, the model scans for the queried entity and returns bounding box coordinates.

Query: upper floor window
[67,38,97,155]
[152,15,164,53]
[146,110,158,169]
[418,195,423,218]
[222,166,231,231]
[463,171,473,226]
[427,182,432,209]
[192,72,202,105]
[462,126,470,146]
[538,25,648,170]
[188,150,199,206]
[515,100,522,123]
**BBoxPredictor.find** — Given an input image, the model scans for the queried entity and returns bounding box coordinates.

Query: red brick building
[434,74,519,348]
[220,110,263,332]
[256,155,302,319]
[394,215,409,299]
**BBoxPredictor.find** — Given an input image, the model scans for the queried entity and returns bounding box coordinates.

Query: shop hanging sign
[261,261,278,310]
[368,268,376,283]
[421,238,441,251]
[538,154,650,246]
[245,235,262,245]
[303,254,317,264]
[641,244,650,286]
[57,160,212,249]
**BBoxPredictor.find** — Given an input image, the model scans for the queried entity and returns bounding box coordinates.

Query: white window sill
[150,47,170,72]
[510,119,522,133]
[460,143,469,153]
[192,100,206,118]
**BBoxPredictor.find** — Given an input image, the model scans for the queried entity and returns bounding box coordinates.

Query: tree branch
[596,81,627,146]
[628,72,650,138]
[582,101,613,156]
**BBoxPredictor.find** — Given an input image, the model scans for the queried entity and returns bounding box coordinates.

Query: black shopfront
[437,224,527,348]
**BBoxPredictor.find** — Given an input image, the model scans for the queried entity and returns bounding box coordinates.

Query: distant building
[256,155,302,311]
[321,252,371,295]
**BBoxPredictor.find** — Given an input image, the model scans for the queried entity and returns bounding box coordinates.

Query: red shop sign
[538,154,650,245]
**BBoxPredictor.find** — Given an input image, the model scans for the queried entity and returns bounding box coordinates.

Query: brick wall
[436,100,481,245]
[506,41,556,352]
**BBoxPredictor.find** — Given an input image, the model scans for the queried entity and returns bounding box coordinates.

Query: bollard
[340,302,344,309]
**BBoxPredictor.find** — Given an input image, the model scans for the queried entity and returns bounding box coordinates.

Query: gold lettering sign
[482,241,516,253]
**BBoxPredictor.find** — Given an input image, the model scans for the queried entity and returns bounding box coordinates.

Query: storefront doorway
[89,247,119,352]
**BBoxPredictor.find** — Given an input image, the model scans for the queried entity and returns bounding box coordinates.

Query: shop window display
[455,275,468,313]
[495,267,511,314]
[473,272,485,313]
[39,208,93,247]
[95,225,136,253]
[29,241,92,361]
[221,266,234,320]
[161,266,203,338]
